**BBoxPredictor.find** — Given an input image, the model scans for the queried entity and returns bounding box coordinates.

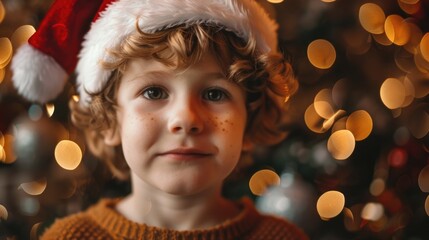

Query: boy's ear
[102,126,121,146]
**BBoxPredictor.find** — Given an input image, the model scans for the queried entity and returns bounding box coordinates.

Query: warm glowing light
[72,95,80,102]
[359,3,385,34]
[45,104,55,117]
[399,0,420,4]
[317,190,345,219]
[331,116,348,133]
[421,33,429,62]
[0,37,12,69]
[425,196,429,216]
[403,21,422,54]
[54,140,82,170]
[321,0,336,2]
[370,178,386,196]
[305,104,325,133]
[380,78,406,109]
[2,134,16,164]
[307,39,336,69]
[0,204,7,220]
[388,148,407,168]
[372,32,393,46]
[418,165,429,192]
[314,89,335,119]
[0,146,5,162]
[18,178,47,196]
[346,110,373,141]
[0,67,5,84]
[407,107,429,139]
[398,0,421,15]
[361,202,384,221]
[405,73,429,98]
[343,206,363,232]
[0,1,5,24]
[249,169,281,196]
[0,131,3,146]
[384,15,411,46]
[327,130,355,160]
[266,0,284,3]
[11,25,36,49]
[28,104,43,121]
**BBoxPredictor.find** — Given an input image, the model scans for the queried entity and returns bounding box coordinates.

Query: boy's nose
[167,100,204,134]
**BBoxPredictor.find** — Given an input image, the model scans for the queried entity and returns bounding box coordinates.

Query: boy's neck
[115,175,240,230]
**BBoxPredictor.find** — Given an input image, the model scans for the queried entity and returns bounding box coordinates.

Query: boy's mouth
[158,148,213,160]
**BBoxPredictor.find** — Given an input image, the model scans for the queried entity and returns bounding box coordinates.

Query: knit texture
[40,197,308,240]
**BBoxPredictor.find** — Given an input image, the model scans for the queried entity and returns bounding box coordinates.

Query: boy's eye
[142,87,168,100]
[203,88,229,102]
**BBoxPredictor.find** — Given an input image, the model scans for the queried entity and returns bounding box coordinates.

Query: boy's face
[106,53,248,196]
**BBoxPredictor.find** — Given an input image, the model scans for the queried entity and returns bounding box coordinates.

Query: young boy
[11,0,307,239]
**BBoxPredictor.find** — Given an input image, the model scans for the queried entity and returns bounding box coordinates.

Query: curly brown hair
[70,23,298,180]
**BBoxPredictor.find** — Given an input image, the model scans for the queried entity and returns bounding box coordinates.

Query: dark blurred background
[0,0,428,239]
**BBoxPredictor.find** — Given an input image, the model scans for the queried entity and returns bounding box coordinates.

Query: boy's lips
[157,148,213,160]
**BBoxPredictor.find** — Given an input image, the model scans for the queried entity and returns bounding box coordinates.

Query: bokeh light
[388,148,407,168]
[405,73,429,98]
[28,104,43,121]
[425,196,429,216]
[18,178,47,196]
[380,78,406,109]
[249,169,281,196]
[398,0,420,4]
[0,1,4,24]
[2,134,16,164]
[54,140,82,170]
[0,37,12,68]
[266,0,284,3]
[305,103,326,133]
[370,178,386,196]
[314,88,335,119]
[10,25,35,49]
[421,33,429,62]
[0,67,5,84]
[19,197,39,216]
[307,39,336,69]
[0,204,7,220]
[359,3,385,34]
[403,21,422,54]
[407,106,429,139]
[397,0,421,15]
[418,165,429,192]
[346,110,373,141]
[317,190,345,219]
[361,202,384,221]
[45,103,55,117]
[327,130,355,160]
[384,15,411,46]
[372,32,393,46]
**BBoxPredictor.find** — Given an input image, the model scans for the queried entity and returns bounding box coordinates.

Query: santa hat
[11,0,279,105]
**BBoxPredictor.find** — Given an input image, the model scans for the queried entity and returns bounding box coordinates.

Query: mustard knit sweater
[40,198,308,240]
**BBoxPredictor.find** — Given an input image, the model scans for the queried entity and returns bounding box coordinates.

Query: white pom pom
[11,44,68,103]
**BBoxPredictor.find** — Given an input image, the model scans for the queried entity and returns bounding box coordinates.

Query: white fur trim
[11,44,68,103]
[76,0,278,105]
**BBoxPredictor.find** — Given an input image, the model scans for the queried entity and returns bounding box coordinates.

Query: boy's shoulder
[39,200,115,240]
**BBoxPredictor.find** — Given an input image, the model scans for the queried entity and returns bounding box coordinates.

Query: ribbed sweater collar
[87,197,260,239]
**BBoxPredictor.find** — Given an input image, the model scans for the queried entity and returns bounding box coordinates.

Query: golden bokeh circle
[421,33,429,62]
[418,165,429,192]
[0,67,5,85]
[249,169,281,196]
[359,3,386,34]
[54,140,82,170]
[0,1,5,24]
[403,21,422,54]
[11,25,36,49]
[327,130,355,160]
[317,190,345,219]
[384,15,411,46]
[0,37,13,69]
[305,103,326,133]
[346,110,373,141]
[307,39,336,69]
[399,0,420,4]
[314,88,335,119]
[380,78,406,109]
[425,196,429,216]
[398,0,421,15]
[361,202,384,221]
[19,178,47,196]
[0,204,7,220]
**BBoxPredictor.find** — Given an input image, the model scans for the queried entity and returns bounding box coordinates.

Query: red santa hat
[11,0,279,105]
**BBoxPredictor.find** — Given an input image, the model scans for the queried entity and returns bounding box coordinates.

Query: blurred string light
[28,104,43,121]
[384,15,411,46]
[418,165,429,192]
[327,129,355,160]
[425,196,429,216]
[0,204,7,220]
[10,24,35,49]
[359,3,385,34]
[45,103,55,117]
[0,67,5,84]
[266,0,283,3]
[19,197,39,216]
[346,110,373,141]
[421,33,429,61]
[54,140,82,170]
[249,169,281,196]
[30,223,42,240]
[307,39,336,69]
[316,190,345,220]
[18,178,47,196]
[369,178,386,197]
[0,0,5,24]
[0,37,12,69]
[361,202,384,222]
[380,78,407,109]
[1,134,16,164]
[398,0,421,15]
